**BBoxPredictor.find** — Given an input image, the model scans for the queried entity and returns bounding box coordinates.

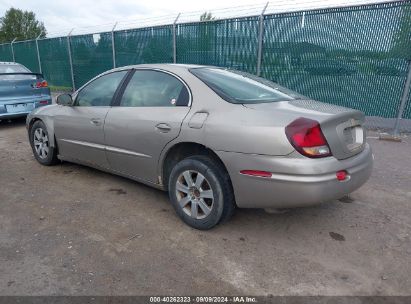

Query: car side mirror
[56,94,73,106]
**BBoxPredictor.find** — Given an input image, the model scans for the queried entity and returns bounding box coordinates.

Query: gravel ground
[0,118,410,296]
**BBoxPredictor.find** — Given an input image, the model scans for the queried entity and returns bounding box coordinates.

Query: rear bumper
[0,96,52,119]
[216,144,373,209]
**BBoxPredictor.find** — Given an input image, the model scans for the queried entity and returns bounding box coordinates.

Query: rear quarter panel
[157,68,297,180]
[164,69,295,156]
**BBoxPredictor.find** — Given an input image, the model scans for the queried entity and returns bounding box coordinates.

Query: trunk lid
[0,73,42,102]
[244,99,366,160]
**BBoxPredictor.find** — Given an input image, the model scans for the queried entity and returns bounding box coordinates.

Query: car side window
[120,70,189,107]
[75,71,128,107]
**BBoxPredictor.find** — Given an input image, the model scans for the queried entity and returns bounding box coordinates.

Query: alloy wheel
[175,170,214,219]
[33,127,49,159]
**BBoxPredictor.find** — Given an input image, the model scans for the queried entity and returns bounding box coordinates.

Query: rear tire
[168,155,235,230]
[29,120,59,166]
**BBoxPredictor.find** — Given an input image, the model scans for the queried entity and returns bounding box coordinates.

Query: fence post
[67,29,76,91]
[393,60,411,136]
[35,33,43,73]
[256,2,269,76]
[10,38,17,62]
[173,13,181,64]
[111,22,117,68]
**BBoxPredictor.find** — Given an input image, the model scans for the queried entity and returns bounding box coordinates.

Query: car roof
[74,64,210,92]
[77,63,221,92]
[0,62,22,65]
[111,63,210,73]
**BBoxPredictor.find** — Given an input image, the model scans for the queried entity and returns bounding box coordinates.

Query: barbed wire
[7,0,400,41]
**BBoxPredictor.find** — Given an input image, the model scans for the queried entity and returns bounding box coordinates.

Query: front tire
[168,155,235,230]
[29,120,59,166]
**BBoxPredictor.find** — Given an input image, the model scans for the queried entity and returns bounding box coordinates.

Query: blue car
[0,62,52,120]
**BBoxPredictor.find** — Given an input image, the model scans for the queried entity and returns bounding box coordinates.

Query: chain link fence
[1,0,410,132]
[0,43,13,62]
[176,17,260,74]
[12,40,39,73]
[115,26,173,68]
[70,33,114,88]
[37,37,72,88]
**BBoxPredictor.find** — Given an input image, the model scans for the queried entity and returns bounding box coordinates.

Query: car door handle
[155,123,171,133]
[90,118,102,126]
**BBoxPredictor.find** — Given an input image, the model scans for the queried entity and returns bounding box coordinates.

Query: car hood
[30,104,59,116]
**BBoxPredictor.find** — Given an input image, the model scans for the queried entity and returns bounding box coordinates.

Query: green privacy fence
[261,2,411,119]
[12,40,39,73]
[1,1,410,125]
[0,43,13,62]
[176,17,259,74]
[115,26,173,68]
[37,37,72,87]
[70,32,114,88]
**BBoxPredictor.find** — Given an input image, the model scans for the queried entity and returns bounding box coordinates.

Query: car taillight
[36,80,48,88]
[285,117,331,158]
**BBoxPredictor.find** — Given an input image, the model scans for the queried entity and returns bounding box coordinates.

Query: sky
[0,0,388,37]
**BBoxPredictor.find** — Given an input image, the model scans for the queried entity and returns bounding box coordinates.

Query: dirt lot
[0,118,410,296]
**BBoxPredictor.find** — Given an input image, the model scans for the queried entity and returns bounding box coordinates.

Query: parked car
[304,59,357,75]
[26,64,373,229]
[0,62,52,120]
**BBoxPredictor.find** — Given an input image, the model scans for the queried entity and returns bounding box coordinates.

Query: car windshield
[0,64,34,80]
[190,67,303,104]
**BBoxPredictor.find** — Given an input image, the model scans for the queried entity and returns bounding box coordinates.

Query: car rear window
[0,64,35,80]
[190,68,302,104]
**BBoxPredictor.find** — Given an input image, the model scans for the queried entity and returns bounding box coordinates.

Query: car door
[54,70,128,168]
[104,69,191,183]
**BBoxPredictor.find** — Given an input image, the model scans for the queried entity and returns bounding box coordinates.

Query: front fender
[27,106,58,148]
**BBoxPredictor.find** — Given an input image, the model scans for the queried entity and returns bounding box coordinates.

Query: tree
[0,8,46,43]
[200,12,215,21]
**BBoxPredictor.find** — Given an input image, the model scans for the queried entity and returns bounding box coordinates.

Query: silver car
[26,64,373,230]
